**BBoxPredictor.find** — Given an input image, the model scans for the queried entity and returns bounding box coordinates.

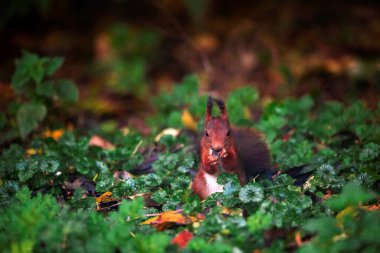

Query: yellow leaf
[26,148,42,156]
[154,128,180,142]
[221,207,243,216]
[243,107,251,119]
[141,216,160,225]
[332,233,348,242]
[336,206,359,228]
[181,109,197,130]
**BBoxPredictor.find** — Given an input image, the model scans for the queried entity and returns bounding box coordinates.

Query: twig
[96,202,121,211]
[131,140,143,157]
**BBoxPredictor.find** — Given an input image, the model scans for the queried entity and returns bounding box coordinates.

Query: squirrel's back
[233,128,272,180]
[192,127,272,179]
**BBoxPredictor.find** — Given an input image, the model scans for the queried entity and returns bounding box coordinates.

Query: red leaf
[171,230,193,249]
[282,129,295,142]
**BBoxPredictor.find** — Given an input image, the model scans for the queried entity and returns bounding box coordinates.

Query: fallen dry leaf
[154,128,180,142]
[42,129,64,140]
[96,191,116,204]
[281,128,295,142]
[142,210,202,231]
[336,206,359,229]
[171,230,194,249]
[361,203,380,211]
[192,33,218,53]
[89,135,115,150]
[221,207,244,216]
[25,148,42,156]
[322,189,333,200]
[295,231,302,246]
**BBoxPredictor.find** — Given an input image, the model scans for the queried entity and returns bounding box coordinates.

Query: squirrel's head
[203,96,233,153]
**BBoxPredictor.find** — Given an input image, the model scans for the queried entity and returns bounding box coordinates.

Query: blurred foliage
[0,51,78,143]
[300,183,379,253]
[94,23,161,98]
[0,68,379,251]
[0,0,52,29]
[149,75,259,131]
[183,0,211,27]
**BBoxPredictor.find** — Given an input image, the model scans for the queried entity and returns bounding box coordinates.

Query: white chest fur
[204,172,224,196]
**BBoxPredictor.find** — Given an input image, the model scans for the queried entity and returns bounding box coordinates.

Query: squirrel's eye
[226,130,231,136]
[205,131,209,137]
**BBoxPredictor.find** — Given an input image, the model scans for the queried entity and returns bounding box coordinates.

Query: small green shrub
[1,51,78,142]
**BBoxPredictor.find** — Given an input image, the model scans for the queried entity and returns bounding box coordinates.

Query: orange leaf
[142,210,201,231]
[160,211,189,224]
[42,129,64,140]
[141,216,160,224]
[295,231,302,246]
[171,230,193,249]
[96,191,116,203]
[361,203,380,211]
[89,135,115,150]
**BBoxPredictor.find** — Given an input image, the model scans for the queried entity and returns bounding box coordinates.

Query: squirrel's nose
[211,147,223,157]
[212,147,223,153]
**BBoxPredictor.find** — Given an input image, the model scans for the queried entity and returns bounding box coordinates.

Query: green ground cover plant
[0,57,379,252]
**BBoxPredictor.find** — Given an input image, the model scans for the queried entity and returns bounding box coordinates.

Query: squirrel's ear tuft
[213,98,227,119]
[213,98,225,111]
[206,96,213,120]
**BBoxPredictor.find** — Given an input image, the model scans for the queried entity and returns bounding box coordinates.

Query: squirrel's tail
[282,164,314,186]
[260,164,313,186]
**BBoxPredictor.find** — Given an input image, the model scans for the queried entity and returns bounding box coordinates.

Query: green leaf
[325,182,376,211]
[11,51,40,92]
[40,159,60,173]
[302,217,339,239]
[30,60,45,84]
[239,183,264,203]
[45,57,64,76]
[227,86,259,106]
[226,86,259,125]
[247,211,273,233]
[36,80,55,97]
[359,143,380,161]
[110,198,145,222]
[151,190,168,204]
[16,103,47,138]
[55,80,79,103]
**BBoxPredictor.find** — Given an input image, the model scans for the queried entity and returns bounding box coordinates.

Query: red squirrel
[192,96,272,200]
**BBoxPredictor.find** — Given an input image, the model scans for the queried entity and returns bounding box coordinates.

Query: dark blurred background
[1,0,379,121]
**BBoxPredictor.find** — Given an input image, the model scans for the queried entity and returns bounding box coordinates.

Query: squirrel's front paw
[207,154,219,165]
[221,149,228,158]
